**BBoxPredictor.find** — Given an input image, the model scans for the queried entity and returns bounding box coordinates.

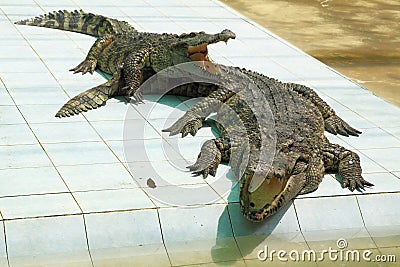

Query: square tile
[227,56,299,81]
[155,6,201,19]
[18,104,86,123]
[236,232,308,261]
[356,151,388,174]
[124,138,184,162]
[99,119,161,141]
[0,57,48,74]
[295,196,364,232]
[357,193,400,227]
[175,18,227,33]
[367,225,400,248]
[0,123,37,145]
[85,209,162,248]
[342,128,400,150]
[241,38,301,58]
[57,163,137,192]
[195,7,239,19]
[0,193,80,219]
[0,144,51,169]
[159,204,241,265]
[296,174,350,199]
[358,173,400,194]
[30,121,101,143]
[0,21,21,35]
[359,148,400,172]
[9,86,69,105]
[0,84,13,106]
[43,141,119,166]
[105,140,127,163]
[0,44,38,60]
[210,39,259,58]
[148,183,224,208]
[385,127,400,140]
[128,159,206,188]
[1,72,59,90]
[0,166,68,197]
[6,215,92,267]
[73,188,154,213]
[302,228,376,251]
[90,243,170,267]
[0,105,25,124]
[85,210,170,266]
[217,22,270,40]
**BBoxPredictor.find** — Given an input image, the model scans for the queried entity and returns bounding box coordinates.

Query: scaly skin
[15,10,236,117]
[163,65,373,222]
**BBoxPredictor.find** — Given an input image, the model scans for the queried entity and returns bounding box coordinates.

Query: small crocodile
[15,10,235,117]
[163,65,374,222]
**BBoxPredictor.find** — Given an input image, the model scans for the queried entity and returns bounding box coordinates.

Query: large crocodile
[163,65,374,222]
[15,10,235,117]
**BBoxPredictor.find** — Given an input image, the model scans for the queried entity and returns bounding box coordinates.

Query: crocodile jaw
[240,172,292,223]
[187,43,218,73]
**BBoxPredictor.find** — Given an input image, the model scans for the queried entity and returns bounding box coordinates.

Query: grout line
[155,209,173,267]
[81,214,95,267]
[0,212,10,267]
[354,196,380,250]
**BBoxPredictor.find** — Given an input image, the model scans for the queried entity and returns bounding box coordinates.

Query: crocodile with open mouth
[15,10,235,117]
[163,64,374,222]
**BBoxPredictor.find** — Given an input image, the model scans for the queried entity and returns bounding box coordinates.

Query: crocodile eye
[249,202,255,208]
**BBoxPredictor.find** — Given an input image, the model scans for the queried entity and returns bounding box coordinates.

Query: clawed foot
[122,85,144,103]
[162,114,203,137]
[187,140,221,178]
[341,174,374,192]
[325,115,362,137]
[70,59,97,75]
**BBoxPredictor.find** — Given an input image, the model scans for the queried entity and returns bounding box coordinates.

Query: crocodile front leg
[162,87,235,137]
[288,83,361,137]
[55,69,123,117]
[188,137,230,178]
[322,143,374,191]
[70,34,115,75]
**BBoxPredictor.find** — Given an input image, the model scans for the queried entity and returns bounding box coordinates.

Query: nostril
[249,202,255,208]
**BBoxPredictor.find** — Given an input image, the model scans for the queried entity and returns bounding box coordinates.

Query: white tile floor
[0,0,399,266]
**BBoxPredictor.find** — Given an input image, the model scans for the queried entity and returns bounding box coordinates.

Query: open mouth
[243,174,291,222]
[187,43,219,73]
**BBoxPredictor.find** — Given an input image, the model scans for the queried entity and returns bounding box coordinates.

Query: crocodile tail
[14,9,136,37]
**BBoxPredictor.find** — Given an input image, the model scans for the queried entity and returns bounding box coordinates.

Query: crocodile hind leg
[70,34,115,75]
[322,143,374,191]
[56,69,123,117]
[188,137,230,178]
[287,83,361,137]
[298,155,325,195]
[118,50,152,103]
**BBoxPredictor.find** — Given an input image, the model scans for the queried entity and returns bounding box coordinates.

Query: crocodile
[15,10,235,117]
[162,64,374,222]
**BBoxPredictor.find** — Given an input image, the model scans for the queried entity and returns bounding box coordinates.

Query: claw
[325,115,361,137]
[69,59,97,75]
[187,139,221,179]
[162,115,203,138]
